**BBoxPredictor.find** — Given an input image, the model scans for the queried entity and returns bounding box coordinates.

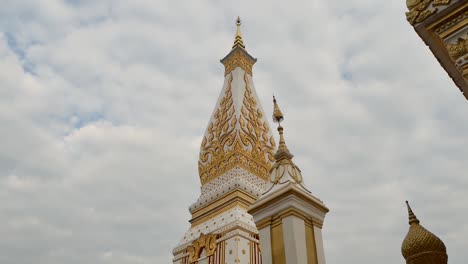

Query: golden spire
[401,201,448,264]
[272,96,293,160]
[406,200,420,225]
[232,16,246,49]
[265,96,306,191]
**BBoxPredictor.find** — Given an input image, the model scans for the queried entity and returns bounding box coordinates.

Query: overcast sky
[0,0,467,263]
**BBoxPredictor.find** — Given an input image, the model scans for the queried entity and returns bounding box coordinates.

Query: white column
[259,226,272,264]
[314,226,326,264]
[282,215,308,264]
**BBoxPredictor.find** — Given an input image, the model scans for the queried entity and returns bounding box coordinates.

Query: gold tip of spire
[273,96,284,124]
[272,96,292,160]
[232,16,246,49]
[406,201,420,225]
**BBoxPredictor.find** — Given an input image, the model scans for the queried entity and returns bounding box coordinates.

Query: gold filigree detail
[239,72,276,163]
[199,73,275,185]
[405,0,451,25]
[446,37,468,60]
[270,159,303,184]
[188,233,218,263]
[222,49,255,76]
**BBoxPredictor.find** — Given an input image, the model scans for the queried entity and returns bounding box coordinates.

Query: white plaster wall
[223,235,252,264]
[282,216,308,264]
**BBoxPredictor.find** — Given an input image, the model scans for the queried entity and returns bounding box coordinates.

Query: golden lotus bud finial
[232,16,246,49]
[273,96,284,124]
[406,201,420,225]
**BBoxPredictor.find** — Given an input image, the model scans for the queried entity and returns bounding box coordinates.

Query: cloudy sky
[1,0,467,263]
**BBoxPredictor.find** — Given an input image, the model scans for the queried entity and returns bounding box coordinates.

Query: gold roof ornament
[263,96,309,193]
[232,16,246,49]
[272,96,292,160]
[401,201,448,264]
[221,17,257,76]
[272,96,284,124]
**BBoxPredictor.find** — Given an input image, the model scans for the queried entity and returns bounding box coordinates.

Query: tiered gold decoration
[401,201,448,264]
[232,16,245,49]
[221,17,257,76]
[199,73,275,185]
[262,96,310,195]
[406,0,452,25]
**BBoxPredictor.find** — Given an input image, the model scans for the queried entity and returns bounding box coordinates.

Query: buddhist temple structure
[402,201,448,264]
[173,17,451,264]
[405,0,468,100]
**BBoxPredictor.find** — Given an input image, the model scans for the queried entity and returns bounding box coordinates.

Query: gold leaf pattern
[198,73,276,185]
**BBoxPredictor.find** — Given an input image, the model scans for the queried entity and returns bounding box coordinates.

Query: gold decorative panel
[187,233,218,263]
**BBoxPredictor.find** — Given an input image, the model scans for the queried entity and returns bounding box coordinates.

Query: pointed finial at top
[272,96,292,159]
[406,201,420,225]
[273,96,284,124]
[232,16,246,49]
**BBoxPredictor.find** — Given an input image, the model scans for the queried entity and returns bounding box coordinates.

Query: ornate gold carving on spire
[405,0,451,25]
[232,16,246,49]
[187,233,218,263]
[221,17,257,76]
[222,49,255,76]
[198,73,276,185]
[401,201,448,264]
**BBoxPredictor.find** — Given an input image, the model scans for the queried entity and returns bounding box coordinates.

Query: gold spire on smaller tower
[232,16,246,49]
[272,96,292,160]
[273,96,284,124]
[265,96,306,191]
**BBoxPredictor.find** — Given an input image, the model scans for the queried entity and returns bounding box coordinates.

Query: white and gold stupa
[172,17,277,264]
